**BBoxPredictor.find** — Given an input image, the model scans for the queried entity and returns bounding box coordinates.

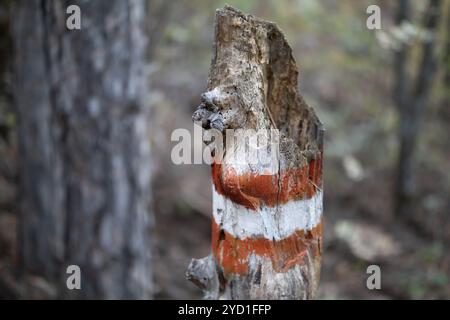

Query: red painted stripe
[212,218,323,275]
[212,154,322,210]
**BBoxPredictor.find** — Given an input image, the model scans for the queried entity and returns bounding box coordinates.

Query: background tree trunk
[187,6,323,300]
[12,0,153,299]
[395,0,442,220]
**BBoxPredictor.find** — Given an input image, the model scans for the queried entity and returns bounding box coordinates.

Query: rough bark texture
[187,6,323,300]
[13,0,153,299]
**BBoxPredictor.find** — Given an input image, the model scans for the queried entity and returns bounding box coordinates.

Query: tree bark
[393,0,411,111]
[12,0,153,299]
[187,6,323,300]
[395,0,442,219]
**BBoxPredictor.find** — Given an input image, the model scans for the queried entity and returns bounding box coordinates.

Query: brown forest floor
[151,177,450,300]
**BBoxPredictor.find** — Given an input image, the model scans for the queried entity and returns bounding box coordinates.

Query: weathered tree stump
[187,6,324,300]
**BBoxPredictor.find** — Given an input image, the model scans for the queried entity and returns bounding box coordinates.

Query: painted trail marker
[186,6,324,300]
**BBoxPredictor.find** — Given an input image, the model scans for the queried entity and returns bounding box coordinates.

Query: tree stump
[187,6,324,300]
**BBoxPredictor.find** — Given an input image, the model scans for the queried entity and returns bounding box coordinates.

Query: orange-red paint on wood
[212,218,323,275]
[212,154,323,210]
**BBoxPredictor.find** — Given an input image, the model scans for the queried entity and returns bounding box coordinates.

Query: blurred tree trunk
[12,0,153,299]
[395,0,442,219]
[444,1,450,86]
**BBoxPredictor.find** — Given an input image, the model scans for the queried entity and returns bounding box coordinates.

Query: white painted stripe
[212,186,322,240]
[220,131,280,176]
